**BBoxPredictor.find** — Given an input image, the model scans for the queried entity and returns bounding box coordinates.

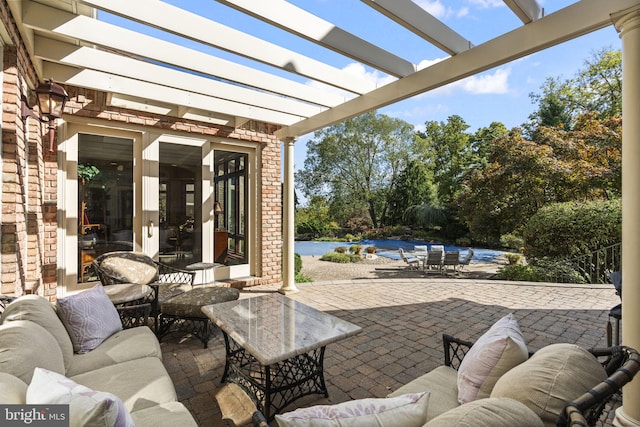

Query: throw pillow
[26,367,135,427]
[457,313,528,404]
[56,285,123,354]
[490,343,607,426]
[424,397,543,427]
[274,392,430,427]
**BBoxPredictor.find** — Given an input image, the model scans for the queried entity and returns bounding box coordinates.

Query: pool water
[294,239,503,262]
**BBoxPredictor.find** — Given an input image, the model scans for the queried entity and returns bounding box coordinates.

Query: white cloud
[415,67,511,97]
[415,0,447,18]
[467,0,505,8]
[417,57,447,71]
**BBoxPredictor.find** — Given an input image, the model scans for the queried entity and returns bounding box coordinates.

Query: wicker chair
[92,251,195,331]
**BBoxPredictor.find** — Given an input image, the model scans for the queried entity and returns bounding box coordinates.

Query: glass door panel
[78,135,133,282]
[158,143,202,268]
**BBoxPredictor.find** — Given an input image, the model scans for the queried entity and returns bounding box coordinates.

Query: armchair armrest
[252,411,270,427]
[116,303,151,329]
[442,333,475,370]
[559,345,640,426]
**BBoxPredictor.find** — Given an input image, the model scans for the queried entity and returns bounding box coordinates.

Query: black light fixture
[22,79,69,152]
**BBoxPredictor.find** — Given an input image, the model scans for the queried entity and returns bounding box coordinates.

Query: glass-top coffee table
[201,293,361,420]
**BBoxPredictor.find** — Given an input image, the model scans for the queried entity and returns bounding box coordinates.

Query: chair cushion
[56,285,123,354]
[99,253,158,285]
[424,397,543,427]
[274,392,430,427]
[0,295,75,371]
[388,366,459,420]
[66,326,163,377]
[27,367,134,427]
[0,372,28,404]
[490,343,607,426]
[457,313,528,404]
[0,320,65,383]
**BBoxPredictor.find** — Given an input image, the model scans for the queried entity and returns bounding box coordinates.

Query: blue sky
[101,1,622,175]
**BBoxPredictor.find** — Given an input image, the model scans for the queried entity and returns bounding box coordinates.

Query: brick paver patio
[160,278,620,426]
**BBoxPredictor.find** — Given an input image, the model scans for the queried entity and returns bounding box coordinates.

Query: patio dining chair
[459,249,474,270]
[425,250,443,272]
[398,248,421,270]
[442,251,460,272]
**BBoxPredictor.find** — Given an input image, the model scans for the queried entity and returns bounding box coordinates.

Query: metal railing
[567,242,621,284]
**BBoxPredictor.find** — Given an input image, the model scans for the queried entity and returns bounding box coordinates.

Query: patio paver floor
[160,278,621,426]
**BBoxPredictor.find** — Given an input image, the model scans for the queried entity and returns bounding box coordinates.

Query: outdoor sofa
[0,290,197,426]
[254,313,640,427]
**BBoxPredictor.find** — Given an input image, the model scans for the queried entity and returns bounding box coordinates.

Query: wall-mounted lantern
[21,79,69,152]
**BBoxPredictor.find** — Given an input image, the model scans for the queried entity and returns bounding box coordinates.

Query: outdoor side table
[202,293,362,420]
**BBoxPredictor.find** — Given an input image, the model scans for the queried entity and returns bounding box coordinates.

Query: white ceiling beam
[276,0,634,138]
[78,0,375,94]
[361,0,472,55]
[33,36,326,118]
[216,0,415,77]
[503,0,543,24]
[42,62,304,126]
[21,1,348,108]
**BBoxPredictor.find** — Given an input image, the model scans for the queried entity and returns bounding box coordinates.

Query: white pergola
[8,1,640,423]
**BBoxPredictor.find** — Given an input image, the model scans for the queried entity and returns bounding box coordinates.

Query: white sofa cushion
[275,392,429,427]
[0,320,65,383]
[70,357,178,413]
[67,326,162,376]
[1,295,75,371]
[490,343,606,426]
[388,366,459,420]
[27,367,135,427]
[57,285,123,354]
[424,397,543,427]
[0,372,27,404]
[457,313,528,403]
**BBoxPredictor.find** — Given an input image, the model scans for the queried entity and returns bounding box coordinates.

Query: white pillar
[614,6,640,427]
[279,137,298,294]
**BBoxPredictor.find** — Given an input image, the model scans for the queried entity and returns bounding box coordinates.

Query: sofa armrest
[559,345,640,426]
[442,334,475,370]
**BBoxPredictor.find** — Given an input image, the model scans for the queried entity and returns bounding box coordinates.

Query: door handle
[148,220,154,238]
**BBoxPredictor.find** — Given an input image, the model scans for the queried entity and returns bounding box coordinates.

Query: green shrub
[523,199,621,260]
[345,233,356,242]
[500,233,524,251]
[496,258,587,283]
[294,253,302,275]
[455,237,471,247]
[365,246,376,254]
[349,244,363,255]
[320,253,361,263]
[295,272,313,283]
[334,246,348,254]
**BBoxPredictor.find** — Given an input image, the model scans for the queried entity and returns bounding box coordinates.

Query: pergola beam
[216,0,416,77]
[276,0,634,139]
[503,0,543,24]
[79,0,375,94]
[361,0,472,55]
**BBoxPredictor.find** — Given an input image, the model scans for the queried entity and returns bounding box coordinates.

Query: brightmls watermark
[1,405,69,426]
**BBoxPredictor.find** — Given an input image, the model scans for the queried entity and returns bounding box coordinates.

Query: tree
[296,111,415,228]
[526,48,621,133]
[456,115,621,244]
[386,160,437,225]
[415,115,475,206]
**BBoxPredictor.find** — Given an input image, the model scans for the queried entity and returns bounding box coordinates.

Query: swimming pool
[294,239,503,262]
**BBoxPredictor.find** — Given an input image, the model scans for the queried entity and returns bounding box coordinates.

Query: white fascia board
[22,1,346,108]
[78,0,375,94]
[361,0,472,55]
[216,0,415,77]
[34,36,326,118]
[43,62,304,126]
[277,0,631,138]
[503,0,543,24]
